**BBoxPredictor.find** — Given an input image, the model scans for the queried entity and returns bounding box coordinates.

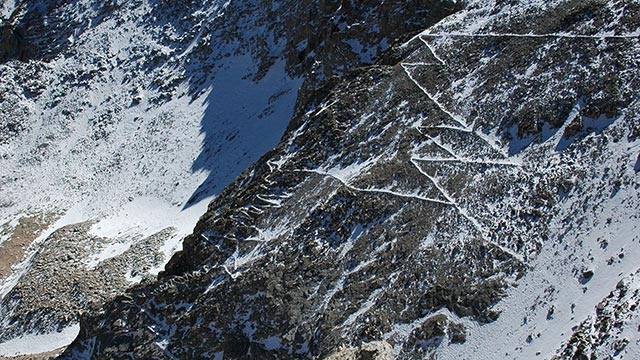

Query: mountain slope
[0,0,461,356]
[55,0,640,359]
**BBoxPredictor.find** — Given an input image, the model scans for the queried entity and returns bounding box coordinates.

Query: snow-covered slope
[0,1,15,20]
[0,0,302,350]
[1,0,639,358]
[56,0,640,359]
[0,0,300,245]
[0,0,457,355]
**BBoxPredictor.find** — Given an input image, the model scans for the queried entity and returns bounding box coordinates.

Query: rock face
[0,222,170,342]
[323,341,394,360]
[0,25,22,63]
[0,0,639,359]
[55,0,640,359]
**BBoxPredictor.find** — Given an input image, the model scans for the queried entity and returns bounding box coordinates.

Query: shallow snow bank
[85,195,212,270]
[0,323,79,356]
[89,196,210,243]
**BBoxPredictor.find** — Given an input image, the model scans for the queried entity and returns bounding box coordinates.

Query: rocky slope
[1,0,639,359]
[0,0,460,356]
[54,0,640,359]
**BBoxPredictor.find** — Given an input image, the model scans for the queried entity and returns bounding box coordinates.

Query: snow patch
[85,196,212,269]
[0,323,80,356]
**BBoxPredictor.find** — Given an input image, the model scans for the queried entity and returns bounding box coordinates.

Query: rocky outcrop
[0,214,54,280]
[0,26,22,62]
[0,222,171,342]
[323,341,394,360]
[0,0,464,354]
[556,270,640,359]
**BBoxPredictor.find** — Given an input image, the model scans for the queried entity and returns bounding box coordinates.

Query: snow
[343,39,376,64]
[0,0,305,345]
[86,240,134,269]
[0,0,302,287]
[88,197,180,239]
[390,3,640,356]
[419,37,446,66]
[419,32,640,39]
[0,323,80,356]
[437,124,640,359]
[302,168,452,205]
[192,54,302,198]
[1,0,638,357]
[0,0,16,20]
[340,288,384,328]
[259,336,283,351]
[85,196,212,270]
[401,63,470,130]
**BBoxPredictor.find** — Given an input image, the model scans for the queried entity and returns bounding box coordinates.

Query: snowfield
[0,0,300,350]
[0,0,300,281]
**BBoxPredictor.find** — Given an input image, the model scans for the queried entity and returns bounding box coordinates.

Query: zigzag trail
[412,156,520,167]
[419,32,640,40]
[414,127,461,160]
[409,158,523,262]
[400,34,528,262]
[401,62,509,158]
[199,30,555,290]
[195,158,296,281]
[419,36,446,65]
[400,63,470,129]
[298,169,453,206]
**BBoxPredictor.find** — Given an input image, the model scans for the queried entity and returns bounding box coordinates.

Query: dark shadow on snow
[505,111,617,156]
[555,115,617,153]
[181,54,301,209]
